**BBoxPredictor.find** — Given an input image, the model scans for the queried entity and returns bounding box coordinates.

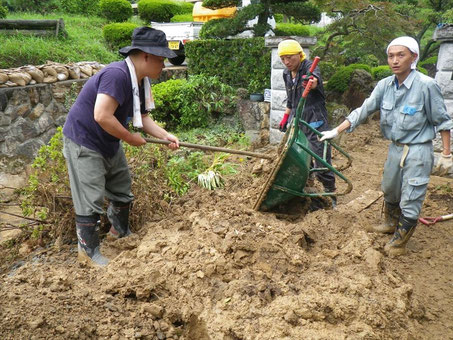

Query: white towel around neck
[125,56,155,128]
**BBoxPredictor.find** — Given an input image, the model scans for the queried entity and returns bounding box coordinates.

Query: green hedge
[185,37,271,94]
[138,0,182,23]
[103,22,138,51]
[170,13,193,22]
[274,23,310,36]
[99,0,133,22]
[325,64,372,93]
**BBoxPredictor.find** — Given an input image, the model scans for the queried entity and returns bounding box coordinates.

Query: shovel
[144,137,273,160]
[419,213,453,226]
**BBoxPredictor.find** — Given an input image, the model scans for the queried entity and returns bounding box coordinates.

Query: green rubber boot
[107,201,132,238]
[76,215,109,267]
[373,201,401,234]
[384,215,417,256]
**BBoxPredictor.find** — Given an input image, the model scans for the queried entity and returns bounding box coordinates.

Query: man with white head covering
[277,39,336,206]
[320,36,453,256]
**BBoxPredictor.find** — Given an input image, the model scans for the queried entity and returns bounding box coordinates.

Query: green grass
[0,12,122,68]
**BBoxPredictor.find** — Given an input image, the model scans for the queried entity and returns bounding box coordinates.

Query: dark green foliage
[371,65,392,80]
[103,22,138,51]
[138,0,181,23]
[151,75,237,130]
[185,37,270,93]
[319,61,336,82]
[325,64,372,93]
[417,66,428,75]
[99,0,133,22]
[0,4,7,18]
[58,0,100,15]
[170,13,193,22]
[6,0,59,13]
[274,23,310,36]
[419,56,437,67]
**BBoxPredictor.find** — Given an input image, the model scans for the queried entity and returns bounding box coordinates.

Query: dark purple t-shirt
[63,61,144,158]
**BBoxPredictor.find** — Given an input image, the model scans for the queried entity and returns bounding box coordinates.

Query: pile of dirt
[1,120,453,340]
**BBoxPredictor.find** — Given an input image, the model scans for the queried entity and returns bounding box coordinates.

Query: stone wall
[433,25,453,153]
[264,36,316,144]
[0,79,86,175]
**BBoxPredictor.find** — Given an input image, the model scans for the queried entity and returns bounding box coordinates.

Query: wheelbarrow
[253,57,353,211]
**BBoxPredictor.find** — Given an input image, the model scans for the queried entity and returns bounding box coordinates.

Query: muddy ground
[1,119,453,340]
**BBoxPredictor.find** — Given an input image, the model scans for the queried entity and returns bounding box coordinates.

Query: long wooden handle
[144,138,273,160]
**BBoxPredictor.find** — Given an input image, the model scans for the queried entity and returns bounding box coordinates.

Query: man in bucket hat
[63,27,180,266]
[320,36,453,256]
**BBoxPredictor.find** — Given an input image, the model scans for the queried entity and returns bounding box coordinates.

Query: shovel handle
[309,56,320,73]
[419,213,453,225]
[144,138,273,160]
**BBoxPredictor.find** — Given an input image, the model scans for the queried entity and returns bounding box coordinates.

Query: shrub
[138,0,181,23]
[152,75,237,130]
[185,38,270,94]
[274,23,310,36]
[371,65,392,80]
[58,0,100,15]
[0,4,7,18]
[325,64,372,93]
[103,22,138,51]
[170,13,193,22]
[99,0,133,22]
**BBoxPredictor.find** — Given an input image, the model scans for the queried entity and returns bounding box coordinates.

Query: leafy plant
[152,75,236,130]
[0,4,7,18]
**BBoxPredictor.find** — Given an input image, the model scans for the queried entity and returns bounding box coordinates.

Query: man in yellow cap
[278,39,336,206]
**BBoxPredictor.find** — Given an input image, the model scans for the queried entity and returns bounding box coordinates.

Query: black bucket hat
[119,26,177,58]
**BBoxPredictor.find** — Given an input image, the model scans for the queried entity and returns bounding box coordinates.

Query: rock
[342,69,375,110]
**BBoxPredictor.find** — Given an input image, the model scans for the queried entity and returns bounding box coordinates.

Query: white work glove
[433,153,452,176]
[319,127,339,142]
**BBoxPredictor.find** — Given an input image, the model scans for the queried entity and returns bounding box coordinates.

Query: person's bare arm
[93,93,145,146]
[141,115,179,150]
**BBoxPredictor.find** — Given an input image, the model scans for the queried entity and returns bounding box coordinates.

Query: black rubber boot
[384,215,417,256]
[373,201,401,234]
[76,215,109,267]
[107,201,132,238]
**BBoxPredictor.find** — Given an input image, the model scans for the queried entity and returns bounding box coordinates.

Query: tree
[313,0,453,66]
[200,0,321,38]
[312,0,417,66]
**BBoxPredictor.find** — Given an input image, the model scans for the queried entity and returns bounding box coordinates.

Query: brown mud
[1,119,453,340]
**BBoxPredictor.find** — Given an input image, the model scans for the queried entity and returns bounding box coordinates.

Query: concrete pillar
[433,25,453,152]
[264,36,317,144]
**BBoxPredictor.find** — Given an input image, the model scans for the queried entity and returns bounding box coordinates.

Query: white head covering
[386,36,419,70]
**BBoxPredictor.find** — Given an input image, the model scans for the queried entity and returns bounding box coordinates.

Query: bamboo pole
[145,138,273,160]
